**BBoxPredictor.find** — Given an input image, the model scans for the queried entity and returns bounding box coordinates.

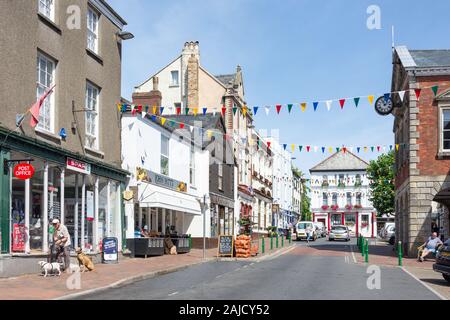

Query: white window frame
[356,192,362,206]
[322,193,328,206]
[160,135,169,176]
[38,0,54,21]
[218,163,223,191]
[36,52,56,133]
[87,7,99,54]
[189,143,196,186]
[85,81,100,149]
[170,70,179,87]
[439,105,450,153]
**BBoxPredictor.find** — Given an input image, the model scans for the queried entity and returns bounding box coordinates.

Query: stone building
[392,46,450,256]
[0,0,131,275]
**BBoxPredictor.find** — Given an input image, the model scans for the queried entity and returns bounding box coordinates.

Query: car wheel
[444,274,450,283]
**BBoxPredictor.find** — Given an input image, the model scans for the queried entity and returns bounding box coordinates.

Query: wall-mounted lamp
[116,31,134,40]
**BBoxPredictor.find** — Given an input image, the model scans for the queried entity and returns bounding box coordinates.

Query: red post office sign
[13,163,35,180]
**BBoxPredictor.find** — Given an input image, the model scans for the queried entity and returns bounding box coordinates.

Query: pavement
[80,238,446,300]
[0,241,293,300]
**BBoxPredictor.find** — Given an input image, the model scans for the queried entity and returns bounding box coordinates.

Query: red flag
[306,146,311,152]
[179,123,184,129]
[414,89,422,100]
[339,99,345,109]
[267,142,271,149]
[343,147,347,153]
[176,107,181,115]
[137,105,143,113]
[377,146,381,152]
[30,84,55,128]
[221,106,226,116]
[276,105,282,114]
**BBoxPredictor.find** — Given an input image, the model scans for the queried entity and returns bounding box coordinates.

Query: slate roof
[409,50,450,68]
[215,74,236,86]
[310,150,369,172]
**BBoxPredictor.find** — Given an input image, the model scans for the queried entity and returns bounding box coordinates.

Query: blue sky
[108,0,450,175]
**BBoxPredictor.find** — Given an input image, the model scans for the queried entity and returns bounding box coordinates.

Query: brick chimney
[132,77,162,115]
[187,54,199,112]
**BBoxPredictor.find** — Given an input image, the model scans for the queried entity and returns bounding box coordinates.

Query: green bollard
[289,233,292,244]
[361,237,365,256]
[189,236,192,249]
[262,236,265,254]
[398,241,403,266]
[357,235,360,248]
[276,235,279,248]
[270,236,273,250]
[282,235,284,247]
[365,239,369,263]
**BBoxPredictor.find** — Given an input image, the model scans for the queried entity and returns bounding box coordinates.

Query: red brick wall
[416,77,450,175]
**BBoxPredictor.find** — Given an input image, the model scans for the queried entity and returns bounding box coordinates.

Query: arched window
[355,174,361,186]
[322,175,329,187]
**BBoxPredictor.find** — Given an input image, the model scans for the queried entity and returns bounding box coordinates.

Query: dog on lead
[75,247,95,272]
[38,261,61,277]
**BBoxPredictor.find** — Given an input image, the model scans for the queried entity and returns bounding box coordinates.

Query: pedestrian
[51,219,71,272]
[419,232,443,262]
[306,225,312,244]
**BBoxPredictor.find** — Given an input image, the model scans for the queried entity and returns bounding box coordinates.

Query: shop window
[98,178,108,241]
[64,172,81,249]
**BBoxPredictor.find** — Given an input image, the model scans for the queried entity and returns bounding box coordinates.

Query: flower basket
[321,205,329,210]
[345,204,353,210]
[331,205,339,211]
[354,204,362,209]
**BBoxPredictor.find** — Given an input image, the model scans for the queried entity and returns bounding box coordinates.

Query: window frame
[439,105,450,153]
[85,81,100,150]
[160,135,169,176]
[38,0,55,21]
[189,143,196,186]
[322,192,328,206]
[87,7,99,54]
[170,70,179,87]
[218,163,223,191]
[36,51,56,133]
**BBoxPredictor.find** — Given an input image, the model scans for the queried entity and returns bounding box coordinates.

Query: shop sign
[86,191,94,220]
[102,237,118,264]
[123,190,134,201]
[13,163,35,180]
[66,158,91,175]
[12,224,26,252]
[136,167,187,193]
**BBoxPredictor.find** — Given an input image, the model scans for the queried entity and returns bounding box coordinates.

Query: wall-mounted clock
[375,96,394,116]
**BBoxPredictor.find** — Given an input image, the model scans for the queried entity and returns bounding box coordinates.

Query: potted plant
[354,204,362,209]
[345,204,353,210]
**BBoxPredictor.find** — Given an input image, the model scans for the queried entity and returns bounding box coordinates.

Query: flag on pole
[30,84,56,128]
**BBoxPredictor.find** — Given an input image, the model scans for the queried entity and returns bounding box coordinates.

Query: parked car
[433,239,450,283]
[388,231,395,245]
[313,222,327,238]
[296,221,317,241]
[328,225,350,242]
[380,223,395,240]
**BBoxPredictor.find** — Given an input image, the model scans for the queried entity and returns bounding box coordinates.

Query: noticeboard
[102,237,119,264]
[218,235,234,257]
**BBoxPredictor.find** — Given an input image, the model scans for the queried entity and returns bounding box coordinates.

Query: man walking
[52,219,71,272]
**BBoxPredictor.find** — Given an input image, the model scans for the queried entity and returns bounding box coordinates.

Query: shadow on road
[420,278,450,287]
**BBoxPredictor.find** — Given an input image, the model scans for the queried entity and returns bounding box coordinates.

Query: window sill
[437,151,450,159]
[84,146,104,158]
[37,13,62,35]
[86,49,104,65]
[169,85,180,88]
[35,127,62,142]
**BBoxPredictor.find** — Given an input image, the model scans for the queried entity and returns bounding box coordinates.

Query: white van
[296,221,317,241]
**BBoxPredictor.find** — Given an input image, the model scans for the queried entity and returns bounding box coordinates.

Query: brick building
[392,46,450,256]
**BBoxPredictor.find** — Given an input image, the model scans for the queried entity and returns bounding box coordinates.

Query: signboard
[218,235,234,257]
[12,224,26,252]
[86,191,94,220]
[136,167,187,193]
[13,163,35,180]
[102,237,119,264]
[123,190,134,201]
[66,158,91,175]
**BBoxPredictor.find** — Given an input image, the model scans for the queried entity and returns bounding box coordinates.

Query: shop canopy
[138,182,202,215]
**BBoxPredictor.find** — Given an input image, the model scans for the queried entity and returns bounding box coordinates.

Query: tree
[366,151,395,217]
[293,167,311,221]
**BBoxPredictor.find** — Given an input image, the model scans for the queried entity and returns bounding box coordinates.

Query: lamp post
[197,194,209,260]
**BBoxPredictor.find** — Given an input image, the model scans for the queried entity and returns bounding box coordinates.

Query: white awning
[137,182,202,215]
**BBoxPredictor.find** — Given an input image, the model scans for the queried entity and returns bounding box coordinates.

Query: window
[356,193,362,206]
[39,0,54,21]
[442,109,450,151]
[322,175,329,187]
[36,52,55,132]
[338,174,345,186]
[189,144,195,186]
[170,71,179,86]
[160,136,169,175]
[322,193,328,206]
[218,164,223,191]
[85,82,99,149]
[332,193,337,206]
[355,174,361,186]
[87,8,99,53]
[346,192,352,205]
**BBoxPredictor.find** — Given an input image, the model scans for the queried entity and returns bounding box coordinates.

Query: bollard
[398,241,403,266]
[365,239,369,263]
[276,235,279,248]
[282,235,284,247]
[361,237,365,256]
[270,236,273,250]
[262,236,265,254]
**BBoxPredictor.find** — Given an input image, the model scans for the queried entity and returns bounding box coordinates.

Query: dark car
[433,239,450,283]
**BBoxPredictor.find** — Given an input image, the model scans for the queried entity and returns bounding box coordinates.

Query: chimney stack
[132,76,162,115]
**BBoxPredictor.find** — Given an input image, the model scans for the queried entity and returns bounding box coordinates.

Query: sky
[108,0,450,176]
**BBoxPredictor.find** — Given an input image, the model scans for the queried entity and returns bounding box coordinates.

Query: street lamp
[197,194,210,259]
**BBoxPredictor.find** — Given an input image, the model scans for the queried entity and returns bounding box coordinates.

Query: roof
[309,150,369,172]
[409,50,450,68]
[215,74,236,86]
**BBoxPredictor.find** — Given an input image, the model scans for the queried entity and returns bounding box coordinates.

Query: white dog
[38,261,61,277]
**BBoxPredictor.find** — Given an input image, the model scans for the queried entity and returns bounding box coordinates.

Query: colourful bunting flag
[267,142,271,149]
[291,144,295,153]
[384,93,390,103]
[203,108,207,115]
[253,106,259,115]
[377,146,381,152]
[306,146,311,152]
[242,106,248,117]
[265,106,270,116]
[283,144,287,150]
[151,115,156,121]
[276,105,282,114]
[287,104,293,113]
[395,144,399,151]
[185,108,189,115]
[398,91,405,102]
[339,99,345,109]
[313,102,319,111]
[357,147,361,153]
[368,95,374,105]
[117,104,121,112]
[222,107,226,116]
[160,107,164,115]
[180,123,184,129]
[354,97,360,107]
[193,108,198,116]
[328,147,333,153]
[414,88,422,100]
[301,103,307,112]
[232,107,237,115]
[322,147,325,153]
[299,146,303,152]
[371,146,375,152]
[176,107,181,115]
[161,118,166,125]
[432,85,439,96]
[326,100,332,111]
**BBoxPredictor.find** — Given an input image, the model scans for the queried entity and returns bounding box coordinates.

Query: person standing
[52,218,71,272]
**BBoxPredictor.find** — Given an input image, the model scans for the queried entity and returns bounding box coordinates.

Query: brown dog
[75,247,95,272]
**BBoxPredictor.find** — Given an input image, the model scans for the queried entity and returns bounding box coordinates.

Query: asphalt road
[82,238,441,300]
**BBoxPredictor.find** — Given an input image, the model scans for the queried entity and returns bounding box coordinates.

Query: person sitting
[140,225,150,238]
[419,232,443,262]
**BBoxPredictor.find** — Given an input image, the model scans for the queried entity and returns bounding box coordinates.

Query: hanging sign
[66,158,91,175]
[13,163,35,180]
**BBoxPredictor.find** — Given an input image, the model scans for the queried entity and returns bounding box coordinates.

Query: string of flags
[118,104,408,157]
[118,84,442,117]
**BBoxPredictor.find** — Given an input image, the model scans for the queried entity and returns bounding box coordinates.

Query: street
[81,238,441,300]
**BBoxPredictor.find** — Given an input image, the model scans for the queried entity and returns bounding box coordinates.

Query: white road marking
[349,245,357,263]
[250,263,255,266]
[215,275,223,279]
[168,291,179,296]
[243,265,248,269]
[400,267,447,300]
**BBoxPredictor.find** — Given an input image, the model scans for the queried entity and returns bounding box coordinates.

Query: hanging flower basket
[354,204,362,209]
[331,205,339,211]
[345,204,353,210]
[321,205,329,210]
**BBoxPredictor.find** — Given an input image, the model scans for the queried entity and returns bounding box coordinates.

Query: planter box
[126,238,165,258]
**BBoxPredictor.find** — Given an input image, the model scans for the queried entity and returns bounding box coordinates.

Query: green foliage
[292,166,311,221]
[367,151,395,216]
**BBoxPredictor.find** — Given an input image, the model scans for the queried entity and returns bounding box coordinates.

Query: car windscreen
[298,223,311,229]
[331,226,347,231]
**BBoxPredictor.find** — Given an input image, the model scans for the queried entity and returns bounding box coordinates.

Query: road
[82,238,441,300]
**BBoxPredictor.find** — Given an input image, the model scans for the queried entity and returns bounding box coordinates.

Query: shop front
[313,211,377,237]
[210,193,235,237]
[0,133,128,256]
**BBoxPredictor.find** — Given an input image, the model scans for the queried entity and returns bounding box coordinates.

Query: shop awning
[138,182,202,215]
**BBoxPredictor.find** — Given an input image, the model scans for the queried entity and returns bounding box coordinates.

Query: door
[345,213,357,236]
[330,214,342,226]
[360,214,371,237]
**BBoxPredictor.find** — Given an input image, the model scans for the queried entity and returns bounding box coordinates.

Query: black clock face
[375,96,393,116]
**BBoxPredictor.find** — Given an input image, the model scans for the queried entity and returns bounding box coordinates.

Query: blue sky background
[108,0,450,176]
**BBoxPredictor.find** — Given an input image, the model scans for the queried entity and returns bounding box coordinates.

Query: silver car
[328,225,351,241]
